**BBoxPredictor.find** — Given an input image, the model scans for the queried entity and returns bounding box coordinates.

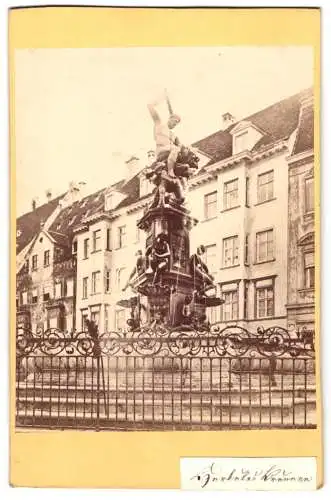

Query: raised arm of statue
[147,102,161,123]
[147,91,167,124]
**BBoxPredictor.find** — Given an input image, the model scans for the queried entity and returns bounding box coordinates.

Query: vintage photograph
[15,46,315,431]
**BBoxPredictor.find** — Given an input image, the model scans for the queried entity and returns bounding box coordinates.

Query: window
[223,236,239,268]
[244,234,249,264]
[116,268,126,290]
[43,292,50,302]
[234,131,248,152]
[72,240,77,254]
[32,254,38,271]
[92,230,101,252]
[106,228,111,250]
[66,279,74,297]
[105,193,113,211]
[305,177,314,213]
[257,170,274,203]
[91,271,101,294]
[82,277,88,299]
[44,250,50,267]
[91,309,100,326]
[243,282,249,319]
[32,290,38,304]
[118,225,127,248]
[55,282,62,298]
[115,309,126,331]
[224,179,238,210]
[104,304,109,332]
[105,270,111,293]
[83,238,89,259]
[205,244,217,277]
[81,310,89,331]
[222,290,238,321]
[304,252,315,289]
[245,177,250,206]
[22,291,28,305]
[204,192,217,219]
[256,285,274,318]
[256,229,274,263]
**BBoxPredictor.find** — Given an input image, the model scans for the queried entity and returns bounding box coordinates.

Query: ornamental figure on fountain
[117,90,223,331]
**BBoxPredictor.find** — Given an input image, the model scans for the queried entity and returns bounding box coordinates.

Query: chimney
[222,112,235,129]
[125,156,141,180]
[32,198,37,211]
[67,181,83,203]
[46,189,52,202]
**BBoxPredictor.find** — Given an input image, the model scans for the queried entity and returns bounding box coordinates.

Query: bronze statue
[189,245,215,295]
[145,233,170,284]
[147,90,199,207]
[147,89,181,178]
[122,250,146,291]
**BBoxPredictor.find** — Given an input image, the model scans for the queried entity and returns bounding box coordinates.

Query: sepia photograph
[15,45,316,432]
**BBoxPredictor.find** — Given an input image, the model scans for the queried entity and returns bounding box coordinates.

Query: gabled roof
[48,230,70,248]
[48,188,108,240]
[193,89,310,166]
[292,101,314,155]
[16,194,64,254]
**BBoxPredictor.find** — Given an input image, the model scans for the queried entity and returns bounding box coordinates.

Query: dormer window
[69,215,78,226]
[140,176,153,198]
[105,193,113,211]
[234,131,248,153]
[16,229,22,238]
[231,120,264,155]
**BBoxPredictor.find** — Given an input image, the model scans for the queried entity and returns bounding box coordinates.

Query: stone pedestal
[133,202,206,327]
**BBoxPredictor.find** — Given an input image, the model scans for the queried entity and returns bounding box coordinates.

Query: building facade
[286,91,315,330]
[16,89,315,334]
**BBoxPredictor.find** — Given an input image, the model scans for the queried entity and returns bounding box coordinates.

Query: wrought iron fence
[15,325,316,431]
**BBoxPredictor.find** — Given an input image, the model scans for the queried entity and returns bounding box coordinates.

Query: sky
[15,46,313,216]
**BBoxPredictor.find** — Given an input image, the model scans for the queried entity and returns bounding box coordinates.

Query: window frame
[234,130,249,153]
[43,250,50,267]
[105,270,111,293]
[204,243,217,277]
[222,289,239,321]
[304,177,314,214]
[91,271,101,295]
[117,225,127,249]
[31,254,38,271]
[204,191,218,220]
[304,251,315,289]
[83,238,89,259]
[82,276,88,299]
[255,283,275,319]
[256,229,274,263]
[224,178,239,210]
[257,170,274,204]
[92,229,102,252]
[222,235,239,268]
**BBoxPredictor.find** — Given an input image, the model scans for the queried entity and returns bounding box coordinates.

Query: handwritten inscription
[181,457,317,491]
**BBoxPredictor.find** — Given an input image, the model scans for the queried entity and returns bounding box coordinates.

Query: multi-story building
[16,182,94,332]
[16,89,315,334]
[286,90,315,330]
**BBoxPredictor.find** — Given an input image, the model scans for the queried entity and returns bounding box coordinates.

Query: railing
[15,325,316,431]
